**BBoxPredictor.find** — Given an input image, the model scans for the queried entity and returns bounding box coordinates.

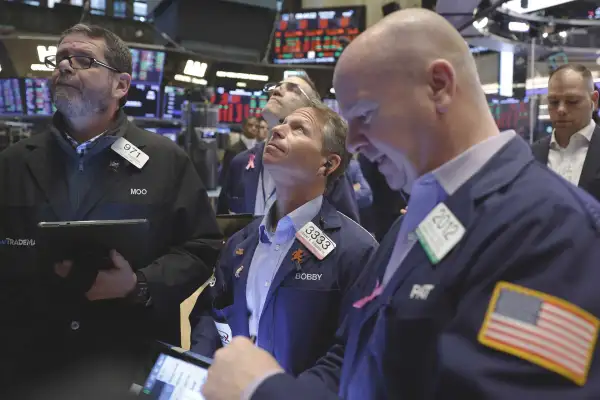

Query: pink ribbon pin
[246,154,256,170]
[353,280,383,309]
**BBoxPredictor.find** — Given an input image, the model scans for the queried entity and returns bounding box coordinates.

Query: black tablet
[216,214,256,239]
[37,219,149,268]
[130,341,212,399]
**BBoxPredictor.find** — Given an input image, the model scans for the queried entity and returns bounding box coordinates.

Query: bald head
[336,8,479,94]
[333,8,497,190]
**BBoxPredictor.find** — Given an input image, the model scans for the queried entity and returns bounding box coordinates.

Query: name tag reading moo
[415,203,465,264]
[295,221,336,260]
[111,137,149,169]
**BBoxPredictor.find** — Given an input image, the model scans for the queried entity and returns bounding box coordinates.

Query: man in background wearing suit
[532,64,600,201]
[220,117,259,186]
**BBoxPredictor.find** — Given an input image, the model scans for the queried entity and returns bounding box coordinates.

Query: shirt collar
[550,120,596,148]
[63,130,107,155]
[259,195,323,245]
[240,135,257,150]
[431,130,517,196]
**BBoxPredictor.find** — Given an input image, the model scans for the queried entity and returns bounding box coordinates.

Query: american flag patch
[478,282,599,386]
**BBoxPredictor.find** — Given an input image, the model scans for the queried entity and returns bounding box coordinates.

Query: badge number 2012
[296,221,336,260]
[416,203,465,265]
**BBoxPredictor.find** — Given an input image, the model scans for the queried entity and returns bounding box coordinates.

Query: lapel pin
[291,249,305,264]
[235,248,244,256]
[246,154,256,170]
[235,265,244,278]
[291,249,305,271]
[109,160,120,172]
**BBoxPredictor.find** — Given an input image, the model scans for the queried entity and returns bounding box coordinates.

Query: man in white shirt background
[532,64,600,201]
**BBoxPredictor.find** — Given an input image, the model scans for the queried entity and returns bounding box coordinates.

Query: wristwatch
[128,271,153,307]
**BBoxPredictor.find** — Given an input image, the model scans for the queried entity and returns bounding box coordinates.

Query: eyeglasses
[263,81,311,103]
[44,55,121,73]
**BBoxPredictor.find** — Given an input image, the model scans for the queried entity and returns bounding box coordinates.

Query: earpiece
[323,160,333,177]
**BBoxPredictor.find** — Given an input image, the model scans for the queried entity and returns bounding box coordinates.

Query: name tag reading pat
[296,221,336,260]
[111,137,149,169]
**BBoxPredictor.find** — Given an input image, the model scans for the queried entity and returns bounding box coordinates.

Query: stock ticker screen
[0,79,24,115]
[211,88,268,124]
[488,97,535,139]
[162,86,186,120]
[130,48,166,84]
[124,84,160,118]
[25,78,54,116]
[273,7,365,65]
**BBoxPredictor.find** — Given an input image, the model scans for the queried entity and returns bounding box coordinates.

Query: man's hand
[401,207,408,215]
[202,337,284,400]
[54,249,137,301]
[353,182,361,192]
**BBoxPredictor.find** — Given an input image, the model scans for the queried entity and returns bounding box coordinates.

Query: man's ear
[114,72,132,103]
[320,154,342,177]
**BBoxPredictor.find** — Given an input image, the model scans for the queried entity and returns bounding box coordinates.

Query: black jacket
[531,124,600,202]
[0,112,222,396]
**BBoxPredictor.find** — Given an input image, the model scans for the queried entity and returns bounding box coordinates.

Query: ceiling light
[508,22,530,32]
[502,0,575,14]
[473,17,489,30]
[216,71,269,82]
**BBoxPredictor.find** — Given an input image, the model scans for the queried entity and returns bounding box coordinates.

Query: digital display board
[488,97,536,140]
[0,79,24,115]
[130,49,166,84]
[273,7,365,65]
[124,84,160,118]
[211,88,268,124]
[24,78,54,116]
[162,86,186,120]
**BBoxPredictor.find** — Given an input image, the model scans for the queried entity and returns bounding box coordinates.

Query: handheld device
[131,342,212,399]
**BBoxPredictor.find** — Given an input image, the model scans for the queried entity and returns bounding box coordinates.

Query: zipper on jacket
[78,158,84,172]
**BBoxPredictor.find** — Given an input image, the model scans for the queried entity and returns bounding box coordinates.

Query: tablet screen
[140,353,207,399]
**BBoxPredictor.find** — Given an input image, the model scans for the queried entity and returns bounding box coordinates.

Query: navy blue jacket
[190,199,377,376]
[347,159,372,209]
[249,136,600,399]
[217,142,360,223]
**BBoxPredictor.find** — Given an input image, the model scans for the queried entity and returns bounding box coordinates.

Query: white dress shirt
[240,135,257,150]
[547,120,595,186]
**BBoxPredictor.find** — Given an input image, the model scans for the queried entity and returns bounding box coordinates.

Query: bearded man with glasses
[0,24,222,397]
[217,74,360,223]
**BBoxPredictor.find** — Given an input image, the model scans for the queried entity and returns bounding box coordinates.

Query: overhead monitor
[272,7,366,65]
[124,83,160,118]
[24,78,54,116]
[130,48,166,84]
[211,88,268,124]
[162,86,186,120]
[488,96,537,140]
[0,78,24,116]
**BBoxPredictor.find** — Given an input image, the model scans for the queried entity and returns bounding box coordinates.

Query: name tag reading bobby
[111,137,149,169]
[296,221,336,260]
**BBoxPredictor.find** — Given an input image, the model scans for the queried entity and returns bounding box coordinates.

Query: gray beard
[53,87,110,119]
